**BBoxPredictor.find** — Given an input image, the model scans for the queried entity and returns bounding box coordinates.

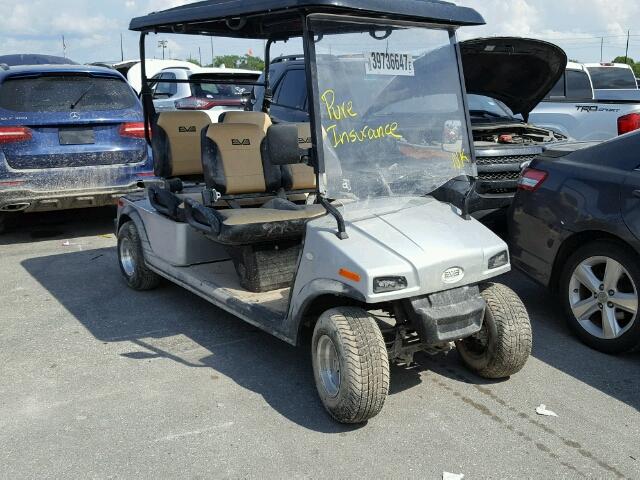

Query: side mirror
[264,124,308,166]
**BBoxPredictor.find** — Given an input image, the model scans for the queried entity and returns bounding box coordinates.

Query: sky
[0,0,639,65]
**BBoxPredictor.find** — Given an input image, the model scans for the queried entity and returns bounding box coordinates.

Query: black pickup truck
[249,38,568,223]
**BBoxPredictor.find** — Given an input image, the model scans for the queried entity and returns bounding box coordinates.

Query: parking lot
[0,210,637,479]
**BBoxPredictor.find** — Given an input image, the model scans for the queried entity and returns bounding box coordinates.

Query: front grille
[475,153,539,195]
[476,154,538,166]
[478,171,521,181]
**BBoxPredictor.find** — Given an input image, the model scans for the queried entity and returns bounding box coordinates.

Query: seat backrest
[284,123,317,191]
[221,111,272,134]
[152,111,216,178]
[202,123,279,195]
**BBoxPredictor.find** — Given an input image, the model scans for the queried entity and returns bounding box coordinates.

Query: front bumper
[403,285,486,345]
[0,183,143,213]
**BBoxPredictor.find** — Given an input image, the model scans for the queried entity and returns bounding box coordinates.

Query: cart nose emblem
[442,267,464,284]
[70,112,80,120]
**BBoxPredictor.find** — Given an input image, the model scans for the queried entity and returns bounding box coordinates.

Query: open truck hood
[461,37,567,119]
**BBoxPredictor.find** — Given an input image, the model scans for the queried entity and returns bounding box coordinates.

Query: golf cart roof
[130,0,485,38]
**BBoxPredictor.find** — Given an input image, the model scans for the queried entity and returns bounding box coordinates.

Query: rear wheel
[117,221,161,291]
[312,307,389,424]
[456,283,532,378]
[560,241,640,354]
[0,213,6,234]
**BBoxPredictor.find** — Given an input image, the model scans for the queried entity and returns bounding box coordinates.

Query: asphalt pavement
[1,208,639,479]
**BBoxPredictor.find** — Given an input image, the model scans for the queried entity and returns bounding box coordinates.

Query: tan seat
[222,114,315,192]
[221,111,272,134]
[152,111,216,178]
[202,122,281,195]
[284,123,317,191]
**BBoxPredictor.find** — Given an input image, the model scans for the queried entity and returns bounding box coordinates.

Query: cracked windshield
[311,16,475,202]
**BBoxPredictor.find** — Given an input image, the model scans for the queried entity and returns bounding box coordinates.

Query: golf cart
[118,0,532,424]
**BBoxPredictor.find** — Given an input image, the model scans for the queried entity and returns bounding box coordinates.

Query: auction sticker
[365,51,414,76]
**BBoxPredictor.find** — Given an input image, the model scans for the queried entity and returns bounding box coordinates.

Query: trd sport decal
[232,138,251,146]
[178,126,197,133]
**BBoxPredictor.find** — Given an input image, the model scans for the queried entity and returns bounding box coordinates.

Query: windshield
[310,16,475,203]
[0,75,137,112]
[587,67,638,89]
[191,76,253,99]
[468,94,514,120]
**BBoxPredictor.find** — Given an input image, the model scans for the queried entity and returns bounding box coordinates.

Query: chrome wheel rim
[569,256,638,340]
[316,335,341,398]
[119,238,136,278]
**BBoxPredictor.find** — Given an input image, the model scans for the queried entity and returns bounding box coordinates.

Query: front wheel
[312,307,389,424]
[456,283,532,379]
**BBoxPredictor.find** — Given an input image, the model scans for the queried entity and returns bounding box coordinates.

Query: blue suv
[0,64,153,231]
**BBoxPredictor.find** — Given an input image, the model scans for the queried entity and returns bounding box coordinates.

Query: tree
[612,56,640,77]
[186,57,202,67]
[209,54,265,71]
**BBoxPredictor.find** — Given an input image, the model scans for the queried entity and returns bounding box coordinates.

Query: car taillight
[618,113,640,136]
[518,168,548,192]
[174,96,243,110]
[119,122,150,139]
[0,180,25,187]
[0,126,32,144]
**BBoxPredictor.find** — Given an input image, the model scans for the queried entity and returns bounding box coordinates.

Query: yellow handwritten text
[452,150,470,169]
[321,89,358,122]
[326,123,402,148]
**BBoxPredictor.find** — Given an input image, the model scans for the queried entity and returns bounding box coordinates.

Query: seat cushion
[216,204,325,244]
[184,197,325,245]
[220,204,325,225]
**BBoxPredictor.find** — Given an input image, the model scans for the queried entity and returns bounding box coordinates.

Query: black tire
[312,307,390,424]
[117,221,161,291]
[559,240,640,354]
[456,283,532,379]
[0,213,6,234]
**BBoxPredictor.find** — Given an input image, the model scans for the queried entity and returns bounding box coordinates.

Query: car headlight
[489,251,509,270]
[373,276,408,293]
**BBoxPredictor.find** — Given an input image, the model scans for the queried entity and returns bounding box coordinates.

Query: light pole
[158,40,168,60]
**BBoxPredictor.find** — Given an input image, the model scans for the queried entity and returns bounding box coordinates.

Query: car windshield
[0,75,137,112]
[587,67,638,89]
[468,94,514,120]
[191,75,253,99]
[310,15,475,204]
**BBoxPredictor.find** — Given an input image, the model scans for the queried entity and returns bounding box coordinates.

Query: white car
[150,66,261,116]
[113,59,201,94]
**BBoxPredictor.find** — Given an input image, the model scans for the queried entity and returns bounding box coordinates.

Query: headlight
[374,276,408,293]
[489,251,509,270]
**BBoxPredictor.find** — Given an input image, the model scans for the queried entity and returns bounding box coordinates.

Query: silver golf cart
[117,0,532,424]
